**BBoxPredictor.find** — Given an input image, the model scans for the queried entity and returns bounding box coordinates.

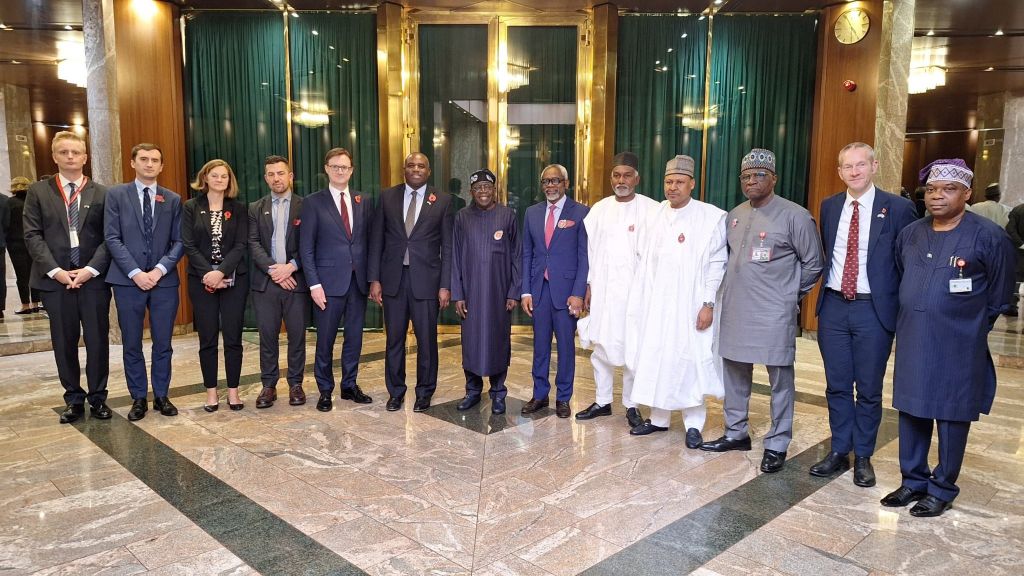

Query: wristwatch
[702,301,715,309]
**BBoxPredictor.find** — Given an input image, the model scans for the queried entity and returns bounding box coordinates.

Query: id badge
[69,229,80,249]
[751,246,771,262]
[949,278,972,293]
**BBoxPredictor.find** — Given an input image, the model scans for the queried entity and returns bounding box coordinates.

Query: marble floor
[0,328,1021,575]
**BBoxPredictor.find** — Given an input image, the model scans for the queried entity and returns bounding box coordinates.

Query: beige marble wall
[0,83,37,189]
[1001,95,1024,207]
[873,0,915,193]
[974,92,1005,196]
[83,0,123,186]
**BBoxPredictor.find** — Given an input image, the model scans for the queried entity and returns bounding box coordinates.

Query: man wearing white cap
[576,151,659,429]
[880,159,1014,517]
[624,155,727,448]
[701,148,824,474]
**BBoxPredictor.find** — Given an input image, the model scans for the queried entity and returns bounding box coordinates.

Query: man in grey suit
[23,131,112,423]
[250,155,308,408]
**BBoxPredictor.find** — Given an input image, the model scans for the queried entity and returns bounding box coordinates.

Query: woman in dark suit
[183,159,249,412]
[6,176,42,313]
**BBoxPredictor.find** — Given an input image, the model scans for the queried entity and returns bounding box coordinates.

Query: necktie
[544,203,556,280]
[142,187,154,247]
[272,197,287,264]
[67,182,80,267]
[404,190,417,265]
[841,200,859,300]
[339,192,352,239]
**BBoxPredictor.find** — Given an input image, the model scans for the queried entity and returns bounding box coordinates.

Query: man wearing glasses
[300,147,375,411]
[520,164,589,418]
[700,148,823,474]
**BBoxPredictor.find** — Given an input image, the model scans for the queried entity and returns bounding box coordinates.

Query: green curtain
[704,14,818,209]
[615,15,708,201]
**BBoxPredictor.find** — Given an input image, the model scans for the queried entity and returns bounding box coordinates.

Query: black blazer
[181,194,248,279]
[23,176,110,291]
[368,184,453,299]
[248,193,306,292]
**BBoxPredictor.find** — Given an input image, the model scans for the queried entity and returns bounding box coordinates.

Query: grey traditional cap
[469,169,496,186]
[612,151,639,171]
[741,148,776,173]
[665,155,695,177]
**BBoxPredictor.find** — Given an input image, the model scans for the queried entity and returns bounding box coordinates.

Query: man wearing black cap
[451,169,520,414]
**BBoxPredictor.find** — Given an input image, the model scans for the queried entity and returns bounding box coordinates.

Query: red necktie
[339,192,352,239]
[544,204,556,280]
[841,200,859,300]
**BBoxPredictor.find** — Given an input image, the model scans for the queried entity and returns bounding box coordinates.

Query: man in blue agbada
[881,159,1015,517]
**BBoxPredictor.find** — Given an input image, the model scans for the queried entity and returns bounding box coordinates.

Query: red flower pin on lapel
[354,195,362,204]
[293,218,301,226]
[427,193,437,205]
[224,211,232,220]
[154,194,165,203]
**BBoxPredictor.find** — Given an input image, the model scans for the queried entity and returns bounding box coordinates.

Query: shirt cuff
[84,266,100,277]
[128,268,142,279]
[310,284,322,291]
[521,293,531,298]
[289,258,299,270]
[47,267,62,278]
[155,264,168,276]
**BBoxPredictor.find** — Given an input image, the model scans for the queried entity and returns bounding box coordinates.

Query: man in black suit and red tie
[369,152,453,413]
[300,148,374,411]
[23,131,112,424]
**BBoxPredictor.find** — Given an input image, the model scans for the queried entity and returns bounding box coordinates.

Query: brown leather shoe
[289,385,306,406]
[256,387,277,409]
[521,398,549,414]
[555,401,571,418]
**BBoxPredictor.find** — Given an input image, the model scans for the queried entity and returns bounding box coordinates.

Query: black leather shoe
[59,404,85,424]
[521,398,549,414]
[316,394,333,412]
[256,387,277,409]
[575,402,611,420]
[685,428,703,449]
[340,385,372,404]
[386,396,403,411]
[413,397,431,412]
[457,395,481,411]
[880,486,927,507]
[154,397,178,416]
[90,403,112,420]
[203,403,219,413]
[630,420,668,436]
[491,396,506,415]
[853,456,876,487]
[228,401,244,411]
[809,452,850,477]
[625,407,644,429]
[555,401,571,418]
[699,435,752,452]
[760,449,787,473]
[127,398,148,421]
[909,495,952,517]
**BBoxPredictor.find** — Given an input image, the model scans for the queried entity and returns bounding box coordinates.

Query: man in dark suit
[301,148,374,411]
[23,131,112,423]
[521,164,589,419]
[104,143,184,421]
[369,152,453,412]
[250,155,309,409]
[811,142,917,486]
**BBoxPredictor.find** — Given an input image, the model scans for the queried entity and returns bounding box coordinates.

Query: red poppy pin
[427,193,437,205]
[154,194,165,203]
[730,218,738,228]
[354,195,362,204]
[224,211,232,220]
[293,218,301,226]
[557,219,575,229]
[678,233,686,244]
[877,207,887,219]
[628,224,635,232]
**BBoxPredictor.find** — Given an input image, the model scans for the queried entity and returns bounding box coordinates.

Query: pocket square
[557,219,576,229]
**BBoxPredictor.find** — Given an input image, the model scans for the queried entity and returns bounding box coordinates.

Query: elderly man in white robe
[624,155,727,448]
[576,151,660,429]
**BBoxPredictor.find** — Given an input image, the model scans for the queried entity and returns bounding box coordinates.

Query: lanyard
[55,175,87,228]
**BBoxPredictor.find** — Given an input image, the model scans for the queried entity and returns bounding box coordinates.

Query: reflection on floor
[0,331,1021,575]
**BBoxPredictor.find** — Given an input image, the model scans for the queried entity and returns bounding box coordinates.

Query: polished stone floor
[0,327,1021,575]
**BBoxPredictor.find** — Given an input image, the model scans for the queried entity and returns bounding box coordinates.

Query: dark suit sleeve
[157,194,184,272]
[987,228,1016,324]
[508,213,522,301]
[23,185,59,273]
[218,200,248,276]
[450,212,465,302]
[249,200,274,272]
[571,207,589,299]
[521,206,534,296]
[104,187,141,276]
[299,197,321,288]
[368,192,384,283]
[181,199,212,275]
[440,194,453,291]
[0,197,9,246]
[1007,207,1024,248]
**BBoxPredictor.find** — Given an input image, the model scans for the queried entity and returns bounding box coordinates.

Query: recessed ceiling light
[926,30,935,36]
[0,24,6,29]
[681,33,688,38]
[985,67,995,71]
[64,25,73,30]
[667,48,673,52]
[995,29,1004,36]
[12,60,21,64]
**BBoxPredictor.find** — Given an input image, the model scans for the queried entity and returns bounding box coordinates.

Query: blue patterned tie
[67,182,80,267]
[142,187,154,247]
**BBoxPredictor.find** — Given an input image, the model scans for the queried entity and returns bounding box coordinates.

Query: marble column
[0,84,37,189]
[973,92,1005,195]
[1001,96,1024,207]
[82,0,123,187]
[873,0,915,193]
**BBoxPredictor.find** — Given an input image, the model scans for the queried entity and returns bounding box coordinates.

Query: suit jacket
[249,192,306,292]
[368,184,452,299]
[300,188,374,297]
[815,187,917,332]
[104,182,184,287]
[23,177,111,291]
[521,196,589,310]
[182,194,248,279]
[0,193,9,249]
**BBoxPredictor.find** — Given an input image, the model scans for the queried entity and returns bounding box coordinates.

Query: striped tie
[67,182,80,267]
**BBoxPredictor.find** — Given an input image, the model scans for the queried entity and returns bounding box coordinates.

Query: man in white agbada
[624,155,728,449]
[576,151,660,429]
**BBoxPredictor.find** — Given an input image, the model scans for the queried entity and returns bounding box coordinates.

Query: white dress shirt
[126,179,168,278]
[47,173,100,279]
[827,185,874,293]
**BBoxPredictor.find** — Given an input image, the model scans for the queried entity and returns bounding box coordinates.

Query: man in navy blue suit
[810,142,916,486]
[104,143,184,421]
[300,147,374,411]
[521,164,589,418]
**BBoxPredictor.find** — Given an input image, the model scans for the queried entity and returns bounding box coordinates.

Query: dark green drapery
[705,15,818,209]
[616,15,708,201]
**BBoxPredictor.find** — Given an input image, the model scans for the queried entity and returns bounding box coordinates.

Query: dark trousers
[817,291,893,457]
[898,411,971,502]
[113,284,179,399]
[465,369,507,400]
[314,273,368,394]
[383,267,439,400]
[531,280,578,402]
[0,247,5,311]
[8,244,38,304]
[253,281,308,388]
[40,287,111,406]
[189,275,249,389]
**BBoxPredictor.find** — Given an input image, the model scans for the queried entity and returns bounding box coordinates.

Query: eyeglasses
[326,165,353,173]
[471,183,495,191]
[540,177,565,186]
[739,171,770,183]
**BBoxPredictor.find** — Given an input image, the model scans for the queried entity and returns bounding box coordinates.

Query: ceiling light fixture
[995,29,1004,36]
[57,39,87,87]
[926,30,935,36]
[908,37,947,94]
[985,66,995,71]
[64,25,73,30]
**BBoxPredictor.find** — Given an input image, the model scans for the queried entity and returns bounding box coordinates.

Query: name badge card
[69,229,80,248]
[751,231,770,262]
[949,278,972,293]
